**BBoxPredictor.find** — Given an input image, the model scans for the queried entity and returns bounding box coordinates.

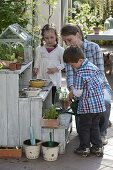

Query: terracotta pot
[9,63,17,71]
[16,63,21,70]
[93,27,100,34]
[0,59,17,68]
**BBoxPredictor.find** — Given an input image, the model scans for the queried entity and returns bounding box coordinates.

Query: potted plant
[41,105,59,128]
[92,15,102,34]
[0,45,17,68]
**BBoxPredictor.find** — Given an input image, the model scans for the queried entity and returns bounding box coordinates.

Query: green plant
[43,105,59,119]
[0,0,28,34]
[0,45,16,61]
[68,3,104,36]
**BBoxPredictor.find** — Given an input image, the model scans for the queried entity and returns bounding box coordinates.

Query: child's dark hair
[63,46,84,63]
[41,24,58,47]
[61,23,84,41]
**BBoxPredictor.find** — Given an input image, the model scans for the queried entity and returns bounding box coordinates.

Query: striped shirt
[74,58,106,114]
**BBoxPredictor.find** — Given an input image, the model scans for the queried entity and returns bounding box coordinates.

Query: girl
[33,24,64,104]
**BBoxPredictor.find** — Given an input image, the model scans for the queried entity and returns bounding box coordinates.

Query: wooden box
[0,146,22,158]
[41,117,59,128]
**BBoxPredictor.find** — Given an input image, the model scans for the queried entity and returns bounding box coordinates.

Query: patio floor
[0,74,113,170]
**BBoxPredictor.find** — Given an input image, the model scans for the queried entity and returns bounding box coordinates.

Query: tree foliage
[0,0,28,33]
[68,3,104,36]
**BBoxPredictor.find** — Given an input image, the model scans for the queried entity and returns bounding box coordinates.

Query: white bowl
[23,87,41,97]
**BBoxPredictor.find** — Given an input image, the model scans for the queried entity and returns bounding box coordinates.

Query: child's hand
[33,68,39,75]
[63,99,71,109]
[47,67,59,74]
[68,91,74,101]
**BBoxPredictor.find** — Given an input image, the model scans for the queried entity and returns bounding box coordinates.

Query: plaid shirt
[74,58,106,114]
[66,39,112,97]
[66,40,104,88]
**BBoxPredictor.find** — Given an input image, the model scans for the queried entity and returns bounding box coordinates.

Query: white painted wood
[0,74,7,145]
[19,98,31,145]
[30,98,42,140]
[0,62,33,146]
[19,64,32,90]
[7,74,19,146]
[18,86,52,145]
[0,61,32,74]
[0,61,53,147]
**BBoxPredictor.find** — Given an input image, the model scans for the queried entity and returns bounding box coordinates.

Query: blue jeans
[99,100,111,136]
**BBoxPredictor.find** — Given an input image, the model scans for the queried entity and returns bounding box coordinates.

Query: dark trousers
[75,101,111,137]
[52,86,57,104]
[99,100,111,136]
[78,113,103,149]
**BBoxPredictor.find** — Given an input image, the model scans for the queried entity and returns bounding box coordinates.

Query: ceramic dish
[29,79,46,88]
[23,87,41,97]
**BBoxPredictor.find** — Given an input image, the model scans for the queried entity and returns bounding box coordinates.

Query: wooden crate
[41,118,59,128]
[0,146,22,158]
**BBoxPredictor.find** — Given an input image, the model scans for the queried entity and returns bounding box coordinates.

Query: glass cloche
[0,23,33,64]
[107,15,113,29]
[104,19,110,31]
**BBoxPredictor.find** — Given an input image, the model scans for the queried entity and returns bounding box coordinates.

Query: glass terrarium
[0,23,32,64]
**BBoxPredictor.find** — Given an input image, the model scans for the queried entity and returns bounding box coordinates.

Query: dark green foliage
[44,105,59,119]
[0,0,28,34]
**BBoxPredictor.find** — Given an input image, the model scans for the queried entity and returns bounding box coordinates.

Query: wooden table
[86,30,113,41]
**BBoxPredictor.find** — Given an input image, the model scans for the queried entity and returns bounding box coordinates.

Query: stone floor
[0,74,113,170]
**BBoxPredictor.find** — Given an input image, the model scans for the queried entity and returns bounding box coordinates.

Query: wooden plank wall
[0,74,7,145]
[7,74,19,146]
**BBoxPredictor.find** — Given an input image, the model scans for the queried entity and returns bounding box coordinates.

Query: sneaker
[101,136,108,145]
[74,147,90,157]
[90,146,104,157]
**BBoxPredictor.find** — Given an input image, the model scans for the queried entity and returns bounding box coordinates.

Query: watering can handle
[50,132,52,142]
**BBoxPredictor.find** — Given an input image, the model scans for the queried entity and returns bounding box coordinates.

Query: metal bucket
[23,139,41,159]
[42,141,59,161]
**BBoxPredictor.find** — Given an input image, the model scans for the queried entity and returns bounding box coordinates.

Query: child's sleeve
[34,46,41,68]
[57,47,65,70]
[73,74,83,97]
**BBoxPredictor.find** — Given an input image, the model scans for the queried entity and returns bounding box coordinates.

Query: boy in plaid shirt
[63,46,106,157]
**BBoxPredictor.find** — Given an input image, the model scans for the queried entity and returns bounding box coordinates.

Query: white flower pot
[23,139,41,159]
[42,141,59,161]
